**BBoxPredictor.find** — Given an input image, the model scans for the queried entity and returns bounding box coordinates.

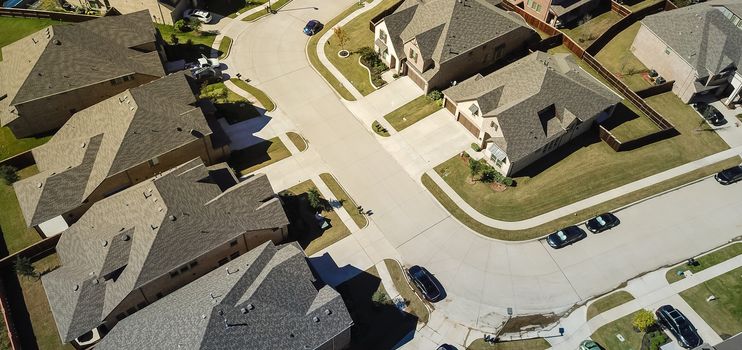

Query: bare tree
[333,26,348,50]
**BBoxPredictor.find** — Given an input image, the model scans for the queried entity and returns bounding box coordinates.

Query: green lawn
[218,36,233,59]
[384,95,442,131]
[467,338,551,350]
[595,22,653,91]
[587,291,635,320]
[280,179,350,256]
[601,102,659,141]
[423,156,740,240]
[0,311,9,350]
[228,137,291,176]
[155,24,217,61]
[562,10,622,49]
[1,166,42,256]
[0,17,61,61]
[324,0,398,96]
[200,82,261,124]
[591,310,646,350]
[242,0,293,21]
[0,127,52,161]
[319,173,368,229]
[384,259,429,324]
[229,78,276,111]
[286,132,307,152]
[306,3,366,101]
[372,121,390,137]
[680,266,742,338]
[626,0,663,11]
[666,242,742,283]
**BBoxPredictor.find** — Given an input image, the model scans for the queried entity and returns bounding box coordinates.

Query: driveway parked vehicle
[436,344,457,350]
[579,340,602,350]
[655,305,703,349]
[715,165,742,185]
[184,9,213,23]
[546,226,586,249]
[407,265,443,302]
[303,20,323,35]
[586,213,620,233]
[695,103,727,126]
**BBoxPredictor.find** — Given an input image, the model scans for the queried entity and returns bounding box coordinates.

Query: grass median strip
[587,291,635,320]
[384,95,441,131]
[218,36,233,59]
[666,242,742,283]
[319,173,367,229]
[383,259,429,324]
[286,132,307,152]
[229,78,276,111]
[228,137,291,176]
[680,266,742,338]
[423,156,741,241]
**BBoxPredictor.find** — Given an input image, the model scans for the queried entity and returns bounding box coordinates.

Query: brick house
[508,0,605,28]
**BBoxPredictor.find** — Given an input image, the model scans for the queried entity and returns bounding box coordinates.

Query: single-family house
[372,0,540,92]
[100,0,199,25]
[42,158,290,347]
[509,0,605,28]
[443,51,621,176]
[0,10,166,138]
[630,0,742,104]
[12,72,230,237]
[95,241,353,350]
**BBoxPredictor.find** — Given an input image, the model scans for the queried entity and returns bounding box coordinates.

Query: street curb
[241,0,294,23]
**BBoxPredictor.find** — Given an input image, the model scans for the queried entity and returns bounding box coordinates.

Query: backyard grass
[384,259,429,324]
[0,127,52,161]
[562,10,621,49]
[324,0,398,96]
[228,137,291,176]
[241,0,292,21]
[422,156,740,240]
[601,102,659,141]
[0,17,61,61]
[666,242,742,283]
[625,0,664,11]
[286,132,307,152]
[200,82,260,124]
[467,338,551,350]
[0,166,42,256]
[280,179,350,256]
[587,291,635,320]
[680,266,742,338]
[218,36,233,59]
[372,121,390,137]
[0,311,9,350]
[595,22,653,91]
[590,310,646,350]
[155,24,217,61]
[384,95,442,131]
[306,2,370,101]
[319,173,368,229]
[229,78,276,111]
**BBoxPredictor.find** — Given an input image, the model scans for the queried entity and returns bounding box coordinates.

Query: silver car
[183,9,212,23]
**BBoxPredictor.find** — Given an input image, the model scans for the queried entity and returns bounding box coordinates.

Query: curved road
[216,0,742,333]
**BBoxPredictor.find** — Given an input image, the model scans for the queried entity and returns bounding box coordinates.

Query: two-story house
[102,0,199,24]
[510,0,605,28]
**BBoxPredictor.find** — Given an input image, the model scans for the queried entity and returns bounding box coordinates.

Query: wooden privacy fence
[0,235,61,271]
[611,0,631,17]
[0,151,35,170]
[0,7,99,22]
[585,0,667,55]
[636,80,675,98]
[599,125,622,151]
[0,279,19,350]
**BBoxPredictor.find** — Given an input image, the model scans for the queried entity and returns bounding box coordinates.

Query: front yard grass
[218,36,233,59]
[590,310,646,350]
[595,22,653,91]
[666,242,742,283]
[324,0,398,96]
[679,266,742,338]
[384,259,429,324]
[0,17,61,61]
[384,95,442,131]
[467,338,551,350]
[228,136,291,176]
[155,24,217,61]
[229,78,276,111]
[423,156,740,240]
[587,291,635,320]
[562,10,621,49]
[319,173,367,229]
[1,166,42,257]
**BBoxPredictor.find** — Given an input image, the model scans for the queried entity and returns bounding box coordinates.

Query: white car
[197,54,219,69]
[183,9,212,23]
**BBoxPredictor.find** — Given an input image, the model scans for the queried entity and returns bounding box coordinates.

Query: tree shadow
[279,191,336,251]
[513,127,602,178]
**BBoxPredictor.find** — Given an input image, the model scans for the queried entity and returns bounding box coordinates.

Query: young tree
[0,165,19,186]
[14,256,37,279]
[188,18,203,33]
[333,26,348,50]
[480,168,497,183]
[307,187,322,212]
[632,309,656,332]
[468,158,483,180]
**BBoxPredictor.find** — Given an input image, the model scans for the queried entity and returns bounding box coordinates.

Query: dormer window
[379,30,387,43]
[469,104,479,116]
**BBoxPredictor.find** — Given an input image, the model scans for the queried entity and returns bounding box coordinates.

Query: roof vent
[313,316,320,322]
[119,227,125,231]
[102,240,108,247]
[169,215,176,221]
[73,284,79,291]
[324,309,332,315]
[93,279,99,285]
[176,127,183,132]
[247,304,254,310]
[37,72,43,76]
[218,309,224,316]
[81,142,86,148]
[36,182,42,188]
[240,308,248,314]
[150,224,158,230]
[201,314,207,319]
[53,39,61,45]
[121,234,130,241]
[289,333,295,338]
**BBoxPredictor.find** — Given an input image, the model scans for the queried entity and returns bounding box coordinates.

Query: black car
[715,165,742,185]
[437,345,457,350]
[546,226,587,249]
[407,265,443,302]
[692,101,709,115]
[656,305,703,349]
[586,213,620,233]
[701,105,727,126]
[303,20,323,36]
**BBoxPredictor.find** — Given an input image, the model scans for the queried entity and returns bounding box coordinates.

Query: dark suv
[655,305,703,349]
[715,165,742,185]
[407,265,443,302]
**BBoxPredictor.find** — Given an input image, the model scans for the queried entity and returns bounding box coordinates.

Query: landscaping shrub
[358,46,388,87]
[372,290,389,305]
[468,158,483,178]
[632,309,656,332]
[170,33,179,44]
[471,143,481,152]
[174,19,190,32]
[0,165,19,185]
[427,90,443,102]
[480,168,497,183]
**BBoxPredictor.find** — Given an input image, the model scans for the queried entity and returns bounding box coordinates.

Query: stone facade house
[42,159,289,348]
[630,0,742,104]
[372,0,540,92]
[509,0,604,28]
[95,241,353,350]
[13,73,230,237]
[0,10,165,138]
[443,52,621,176]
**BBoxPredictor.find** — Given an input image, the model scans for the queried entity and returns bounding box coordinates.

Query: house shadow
[164,41,217,62]
[214,101,262,125]
[279,191,336,252]
[219,113,272,150]
[204,0,250,17]
[1,269,40,350]
[599,103,644,131]
[513,126,602,178]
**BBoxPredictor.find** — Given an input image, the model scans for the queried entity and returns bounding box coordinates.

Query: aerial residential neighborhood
[0,0,740,349]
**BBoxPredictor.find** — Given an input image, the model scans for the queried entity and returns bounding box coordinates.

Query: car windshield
[557,231,567,241]
[596,216,606,226]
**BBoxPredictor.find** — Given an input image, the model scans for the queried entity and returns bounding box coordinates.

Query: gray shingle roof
[444,52,621,162]
[13,72,212,227]
[41,159,289,343]
[641,1,742,75]
[0,10,164,127]
[381,0,531,70]
[94,241,353,350]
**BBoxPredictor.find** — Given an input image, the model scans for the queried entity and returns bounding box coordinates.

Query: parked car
[407,265,443,302]
[546,226,586,249]
[585,213,620,233]
[692,102,709,115]
[715,165,742,185]
[303,20,323,35]
[655,305,703,349]
[579,340,602,350]
[183,9,213,23]
[436,345,457,350]
[197,54,220,69]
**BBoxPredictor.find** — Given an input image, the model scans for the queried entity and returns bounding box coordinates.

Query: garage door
[444,97,456,115]
[457,112,480,137]
[407,64,427,90]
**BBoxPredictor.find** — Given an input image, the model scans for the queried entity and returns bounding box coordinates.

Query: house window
[230,252,240,260]
[494,44,506,61]
[115,313,126,321]
[126,307,136,315]
[169,270,179,278]
[229,240,238,247]
[179,265,189,273]
[490,121,498,131]
[408,48,418,63]
[149,156,160,166]
[218,257,229,266]
[136,302,147,310]
[495,158,504,167]
[189,261,198,268]
[379,30,387,42]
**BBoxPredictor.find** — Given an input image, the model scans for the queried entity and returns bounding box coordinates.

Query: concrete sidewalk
[426,145,742,233]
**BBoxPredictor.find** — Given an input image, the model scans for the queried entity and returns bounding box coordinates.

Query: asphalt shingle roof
[94,241,353,350]
[42,159,289,343]
[13,72,213,227]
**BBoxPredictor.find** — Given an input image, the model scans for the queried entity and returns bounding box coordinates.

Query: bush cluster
[357,47,388,87]
[468,158,514,186]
